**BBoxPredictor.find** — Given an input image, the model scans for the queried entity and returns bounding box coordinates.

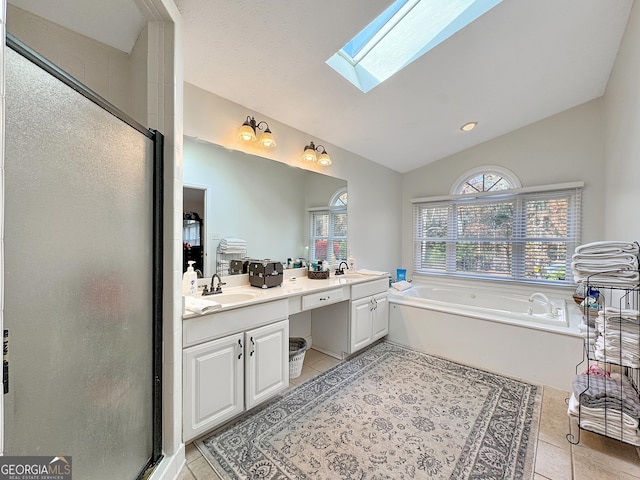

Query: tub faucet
[335,261,349,275]
[203,273,226,295]
[528,292,553,317]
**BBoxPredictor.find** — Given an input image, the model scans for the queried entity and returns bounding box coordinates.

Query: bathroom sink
[204,292,256,304]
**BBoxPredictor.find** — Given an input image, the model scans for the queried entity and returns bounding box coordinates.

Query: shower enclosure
[3,36,163,479]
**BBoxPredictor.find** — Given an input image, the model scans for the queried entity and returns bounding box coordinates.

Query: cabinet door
[183,333,244,441]
[245,319,289,410]
[350,297,373,353]
[372,293,389,341]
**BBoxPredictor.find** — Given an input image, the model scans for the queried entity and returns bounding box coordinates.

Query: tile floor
[177,349,640,480]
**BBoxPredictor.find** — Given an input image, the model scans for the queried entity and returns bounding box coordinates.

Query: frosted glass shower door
[4,45,160,479]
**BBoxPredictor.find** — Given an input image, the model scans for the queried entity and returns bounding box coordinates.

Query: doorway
[183,186,207,276]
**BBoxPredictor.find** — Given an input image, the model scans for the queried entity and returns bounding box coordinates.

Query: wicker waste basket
[289,337,308,379]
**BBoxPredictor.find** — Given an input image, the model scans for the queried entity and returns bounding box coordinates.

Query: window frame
[413,181,583,285]
[309,188,348,266]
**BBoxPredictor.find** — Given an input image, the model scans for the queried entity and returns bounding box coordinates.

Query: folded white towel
[218,238,248,253]
[391,281,412,291]
[572,260,638,272]
[575,241,640,256]
[356,269,389,276]
[185,296,222,315]
[568,394,640,445]
[573,272,640,286]
[601,307,640,318]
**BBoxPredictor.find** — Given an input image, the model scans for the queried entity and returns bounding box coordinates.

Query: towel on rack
[600,306,640,319]
[185,296,222,315]
[572,241,640,285]
[574,241,640,256]
[572,271,640,286]
[218,238,248,254]
[568,393,640,445]
[572,259,639,273]
[572,374,640,417]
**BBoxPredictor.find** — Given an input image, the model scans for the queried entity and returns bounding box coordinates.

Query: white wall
[603,0,640,239]
[6,4,135,116]
[130,24,148,126]
[184,83,403,275]
[401,99,606,272]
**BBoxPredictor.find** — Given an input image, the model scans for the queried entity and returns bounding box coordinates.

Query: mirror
[183,137,347,277]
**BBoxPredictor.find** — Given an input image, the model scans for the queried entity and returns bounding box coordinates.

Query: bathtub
[386,279,584,389]
[390,283,572,328]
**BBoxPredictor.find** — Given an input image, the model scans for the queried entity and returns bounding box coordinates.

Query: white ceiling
[11,0,634,173]
[176,0,633,173]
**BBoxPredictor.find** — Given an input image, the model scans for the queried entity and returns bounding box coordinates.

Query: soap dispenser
[347,251,357,272]
[182,261,198,297]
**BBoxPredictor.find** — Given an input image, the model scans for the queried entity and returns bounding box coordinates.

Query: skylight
[327,0,503,93]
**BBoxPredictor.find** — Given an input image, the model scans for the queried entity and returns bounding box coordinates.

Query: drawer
[183,299,288,347]
[351,278,389,300]
[302,288,345,310]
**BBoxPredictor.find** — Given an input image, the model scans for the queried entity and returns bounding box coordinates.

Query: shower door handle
[3,330,8,394]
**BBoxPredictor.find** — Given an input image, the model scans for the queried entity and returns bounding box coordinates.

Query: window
[326,0,503,93]
[309,188,348,265]
[413,176,582,284]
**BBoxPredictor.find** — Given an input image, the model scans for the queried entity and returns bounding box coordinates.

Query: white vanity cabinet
[183,333,244,441]
[311,277,390,357]
[244,320,289,409]
[350,290,389,352]
[183,300,289,441]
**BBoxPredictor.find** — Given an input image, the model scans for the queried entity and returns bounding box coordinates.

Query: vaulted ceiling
[11,0,634,173]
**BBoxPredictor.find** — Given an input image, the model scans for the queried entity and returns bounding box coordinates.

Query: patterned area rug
[196,341,541,479]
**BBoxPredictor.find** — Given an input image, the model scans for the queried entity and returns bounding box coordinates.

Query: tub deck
[387,281,584,389]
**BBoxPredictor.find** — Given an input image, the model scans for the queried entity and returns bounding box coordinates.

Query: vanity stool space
[181,274,390,442]
[309,277,389,357]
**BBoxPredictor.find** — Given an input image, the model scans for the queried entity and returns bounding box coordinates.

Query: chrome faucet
[528,292,553,317]
[203,273,226,295]
[335,261,350,275]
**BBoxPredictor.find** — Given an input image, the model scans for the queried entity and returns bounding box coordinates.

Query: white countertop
[182,271,389,319]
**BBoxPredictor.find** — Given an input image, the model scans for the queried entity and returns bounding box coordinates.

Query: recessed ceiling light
[460,121,478,132]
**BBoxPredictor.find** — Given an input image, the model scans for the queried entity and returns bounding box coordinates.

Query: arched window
[330,187,348,207]
[413,167,582,284]
[451,166,521,195]
[309,188,348,265]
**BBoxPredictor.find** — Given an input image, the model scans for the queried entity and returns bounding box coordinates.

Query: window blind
[413,186,582,284]
[310,207,347,265]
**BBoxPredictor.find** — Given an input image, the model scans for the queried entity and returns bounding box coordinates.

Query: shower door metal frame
[4,34,164,477]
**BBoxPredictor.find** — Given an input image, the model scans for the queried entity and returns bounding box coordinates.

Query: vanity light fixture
[301,141,332,166]
[238,116,277,148]
[460,121,478,132]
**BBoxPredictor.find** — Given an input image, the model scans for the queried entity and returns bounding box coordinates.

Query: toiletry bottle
[182,261,198,297]
[347,251,357,272]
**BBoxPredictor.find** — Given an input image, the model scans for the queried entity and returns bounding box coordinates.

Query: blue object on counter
[396,268,407,281]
